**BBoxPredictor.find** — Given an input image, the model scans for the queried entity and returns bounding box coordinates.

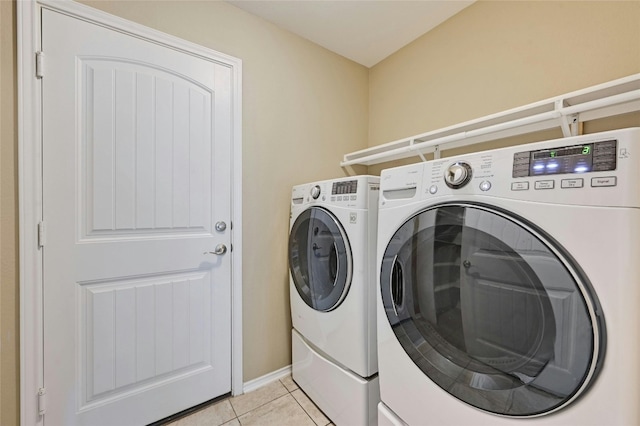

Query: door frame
[17,1,243,425]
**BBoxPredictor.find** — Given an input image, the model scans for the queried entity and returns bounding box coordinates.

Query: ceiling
[225,1,475,68]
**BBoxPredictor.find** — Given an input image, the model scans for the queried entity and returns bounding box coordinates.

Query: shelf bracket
[410,138,427,162]
[568,114,581,136]
[433,145,441,160]
[555,99,572,137]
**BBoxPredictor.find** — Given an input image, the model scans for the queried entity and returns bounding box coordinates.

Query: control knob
[444,161,473,189]
[310,185,321,199]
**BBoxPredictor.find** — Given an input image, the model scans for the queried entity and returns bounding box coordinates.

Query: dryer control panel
[291,175,380,211]
[380,128,640,209]
[331,179,359,195]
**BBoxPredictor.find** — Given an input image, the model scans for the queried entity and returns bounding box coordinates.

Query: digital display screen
[332,180,358,195]
[533,146,591,159]
[512,140,617,178]
[530,144,593,176]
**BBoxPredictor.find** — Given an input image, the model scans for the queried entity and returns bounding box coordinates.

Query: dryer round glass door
[289,207,353,312]
[380,203,605,417]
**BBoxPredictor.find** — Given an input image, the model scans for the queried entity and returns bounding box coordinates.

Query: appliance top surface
[379,128,640,209]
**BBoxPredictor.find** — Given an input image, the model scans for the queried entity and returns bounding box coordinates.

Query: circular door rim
[380,201,606,418]
[289,206,354,312]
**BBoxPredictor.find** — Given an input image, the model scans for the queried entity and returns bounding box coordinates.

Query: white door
[41,8,232,425]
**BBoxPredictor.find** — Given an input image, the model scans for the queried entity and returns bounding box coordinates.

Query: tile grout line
[240,393,293,423]
[286,379,331,426]
[233,379,293,424]
[284,379,318,425]
[227,397,239,425]
[264,377,318,426]
[290,391,320,426]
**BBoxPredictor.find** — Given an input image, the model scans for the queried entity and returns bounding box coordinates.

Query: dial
[310,185,321,199]
[444,161,473,189]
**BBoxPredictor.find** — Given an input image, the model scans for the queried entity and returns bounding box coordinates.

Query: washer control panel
[380,128,640,209]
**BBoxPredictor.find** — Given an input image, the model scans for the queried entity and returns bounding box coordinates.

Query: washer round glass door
[289,207,352,312]
[380,203,605,417]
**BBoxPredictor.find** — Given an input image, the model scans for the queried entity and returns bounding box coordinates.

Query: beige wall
[368,0,640,174]
[1,1,19,425]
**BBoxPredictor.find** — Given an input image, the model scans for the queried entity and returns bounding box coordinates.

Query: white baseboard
[242,365,292,394]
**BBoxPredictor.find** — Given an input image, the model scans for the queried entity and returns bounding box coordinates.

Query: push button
[511,182,529,191]
[534,180,555,190]
[561,178,584,189]
[591,176,617,187]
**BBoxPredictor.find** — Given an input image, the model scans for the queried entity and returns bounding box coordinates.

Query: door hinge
[38,388,46,416]
[35,51,44,79]
[38,221,46,248]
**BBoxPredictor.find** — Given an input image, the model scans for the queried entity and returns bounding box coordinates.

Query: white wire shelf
[341,73,640,167]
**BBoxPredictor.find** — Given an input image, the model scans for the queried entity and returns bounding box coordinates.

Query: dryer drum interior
[380,203,605,417]
[290,206,353,312]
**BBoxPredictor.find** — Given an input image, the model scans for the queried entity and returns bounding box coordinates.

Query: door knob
[215,221,227,232]
[205,244,227,255]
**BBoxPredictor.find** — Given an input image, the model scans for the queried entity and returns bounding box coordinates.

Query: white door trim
[18,2,243,425]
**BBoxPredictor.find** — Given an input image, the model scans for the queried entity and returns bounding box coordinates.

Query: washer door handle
[390,255,403,317]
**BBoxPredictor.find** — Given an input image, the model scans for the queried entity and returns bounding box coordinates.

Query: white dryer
[289,176,380,425]
[376,128,640,425]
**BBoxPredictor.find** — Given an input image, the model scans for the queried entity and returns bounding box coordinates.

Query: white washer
[289,175,380,425]
[376,128,640,425]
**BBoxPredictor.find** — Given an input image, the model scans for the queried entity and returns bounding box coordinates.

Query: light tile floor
[166,375,333,426]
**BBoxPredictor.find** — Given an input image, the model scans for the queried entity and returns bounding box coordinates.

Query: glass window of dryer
[380,204,605,417]
[289,207,352,312]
